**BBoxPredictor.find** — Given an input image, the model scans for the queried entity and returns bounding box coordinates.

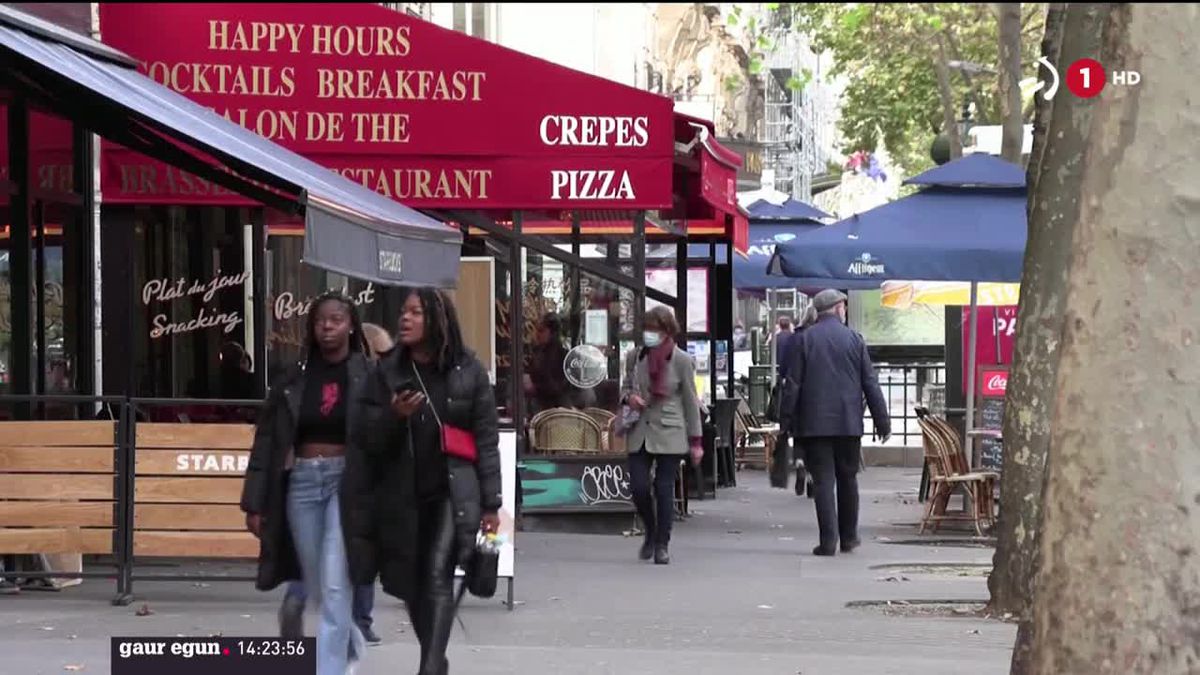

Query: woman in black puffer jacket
[364,287,501,675]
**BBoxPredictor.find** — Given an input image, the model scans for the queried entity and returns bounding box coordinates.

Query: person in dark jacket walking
[790,304,821,495]
[240,292,374,675]
[782,290,890,557]
[525,313,571,412]
[278,323,396,644]
[367,288,502,675]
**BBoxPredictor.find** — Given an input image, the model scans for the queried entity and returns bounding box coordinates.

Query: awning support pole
[509,212,527,459]
[964,281,980,469]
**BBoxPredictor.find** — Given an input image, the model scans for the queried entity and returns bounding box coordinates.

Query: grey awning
[0,5,461,288]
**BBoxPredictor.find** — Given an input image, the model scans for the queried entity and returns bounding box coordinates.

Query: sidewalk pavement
[0,468,1015,675]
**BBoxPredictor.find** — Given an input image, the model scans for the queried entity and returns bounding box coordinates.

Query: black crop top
[295,356,350,446]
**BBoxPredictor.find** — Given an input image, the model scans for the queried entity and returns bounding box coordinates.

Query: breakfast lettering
[139,20,489,148]
[116,11,657,206]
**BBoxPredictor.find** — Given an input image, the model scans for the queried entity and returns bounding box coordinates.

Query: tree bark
[933,33,962,159]
[1030,4,1200,673]
[997,3,1025,162]
[984,0,1089,625]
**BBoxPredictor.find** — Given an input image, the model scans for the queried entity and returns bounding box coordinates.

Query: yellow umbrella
[880,281,1020,309]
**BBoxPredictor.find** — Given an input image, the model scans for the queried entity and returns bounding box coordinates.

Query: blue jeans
[285,581,375,631]
[287,456,365,675]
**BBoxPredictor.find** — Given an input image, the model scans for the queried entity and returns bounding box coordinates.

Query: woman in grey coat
[622,306,703,565]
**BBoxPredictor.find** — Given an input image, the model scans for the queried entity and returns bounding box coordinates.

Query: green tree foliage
[785,3,1045,175]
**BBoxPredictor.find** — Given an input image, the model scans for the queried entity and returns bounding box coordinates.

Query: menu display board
[976,365,1008,471]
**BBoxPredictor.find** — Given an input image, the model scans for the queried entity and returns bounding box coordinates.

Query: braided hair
[400,287,466,373]
[304,290,367,365]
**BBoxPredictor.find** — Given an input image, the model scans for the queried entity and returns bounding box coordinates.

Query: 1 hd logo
[1034,57,1141,101]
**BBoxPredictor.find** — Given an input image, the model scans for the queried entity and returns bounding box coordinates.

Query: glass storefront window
[0,106,91,417]
[265,224,408,381]
[644,265,710,334]
[133,206,255,401]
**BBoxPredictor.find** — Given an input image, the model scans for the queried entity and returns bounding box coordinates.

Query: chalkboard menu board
[980,397,1005,431]
[977,385,1006,471]
[979,437,1004,471]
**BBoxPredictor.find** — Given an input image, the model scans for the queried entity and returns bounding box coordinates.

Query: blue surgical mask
[644,331,663,348]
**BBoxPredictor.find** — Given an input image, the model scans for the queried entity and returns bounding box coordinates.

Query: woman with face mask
[621,306,703,565]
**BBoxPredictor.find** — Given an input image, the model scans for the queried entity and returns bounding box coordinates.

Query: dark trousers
[628,449,681,545]
[407,497,457,675]
[803,436,862,550]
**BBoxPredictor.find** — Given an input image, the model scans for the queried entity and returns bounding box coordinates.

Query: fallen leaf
[240,614,251,619]
[967,629,981,635]
[41,626,55,631]
[549,596,561,602]
[757,604,774,610]
[135,604,153,617]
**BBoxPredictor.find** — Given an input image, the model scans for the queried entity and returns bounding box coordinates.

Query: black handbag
[765,382,783,423]
[462,533,500,599]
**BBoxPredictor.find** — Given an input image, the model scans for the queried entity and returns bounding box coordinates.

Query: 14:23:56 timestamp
[237,639,307,657]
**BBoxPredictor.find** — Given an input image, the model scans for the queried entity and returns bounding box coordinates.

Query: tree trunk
[984,0,1089,626]
[1031,4,1200,673]
[933,34,962,158]
[996,6,1071,674]
[997,3,1025,162]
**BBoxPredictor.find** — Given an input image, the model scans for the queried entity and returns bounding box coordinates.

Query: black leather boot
[654,544,670,565]
[417,596,455,675]
[639,535,655,561]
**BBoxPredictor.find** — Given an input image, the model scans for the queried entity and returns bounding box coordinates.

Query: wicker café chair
[917,414,999,536]
[583,407,616,429]
[583,408,617,451]
[530,408,604,454]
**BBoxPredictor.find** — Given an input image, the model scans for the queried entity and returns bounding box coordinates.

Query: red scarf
[646,338,675,401]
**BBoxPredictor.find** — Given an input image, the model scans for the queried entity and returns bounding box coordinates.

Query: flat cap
[812,289,848,312]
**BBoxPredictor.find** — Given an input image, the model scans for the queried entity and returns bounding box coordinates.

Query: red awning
[97,3,674,210]
[670,113,749,255]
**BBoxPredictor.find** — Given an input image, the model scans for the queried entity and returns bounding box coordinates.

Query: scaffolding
[762,32,831,202]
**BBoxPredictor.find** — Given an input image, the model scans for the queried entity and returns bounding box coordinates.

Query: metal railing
[0,394,264,605]
[869,363,946,447]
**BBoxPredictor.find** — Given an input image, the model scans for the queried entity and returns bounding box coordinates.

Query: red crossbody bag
[413,363,478,462]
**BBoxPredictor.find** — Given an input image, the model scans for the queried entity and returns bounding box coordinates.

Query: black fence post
[111,398,135,606]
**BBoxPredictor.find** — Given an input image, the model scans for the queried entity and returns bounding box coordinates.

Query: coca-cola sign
[983,372,1008,396]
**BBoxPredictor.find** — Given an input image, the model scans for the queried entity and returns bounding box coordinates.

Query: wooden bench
[0,421,119,559]
[132,423,257,559]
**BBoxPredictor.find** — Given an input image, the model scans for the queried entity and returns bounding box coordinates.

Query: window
[452,2,492,39]
[470,2,486,38]
[132,206,254,401]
